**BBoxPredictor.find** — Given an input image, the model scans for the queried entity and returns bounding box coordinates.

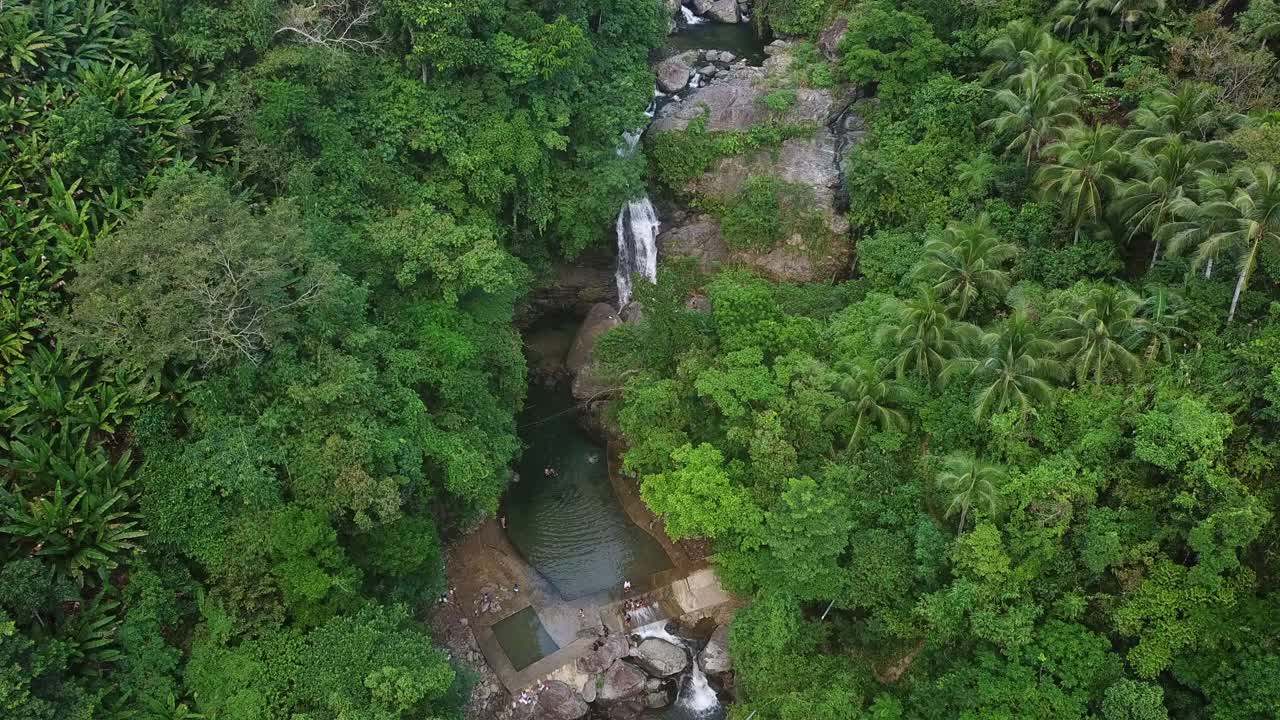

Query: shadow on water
[505,381,672,601]
[663,21,769,65]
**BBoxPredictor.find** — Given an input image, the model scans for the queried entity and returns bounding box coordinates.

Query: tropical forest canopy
[0,0,1279,719]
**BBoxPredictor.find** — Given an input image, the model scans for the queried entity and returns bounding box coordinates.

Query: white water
[680,5,707,24]
[634,623,721,716]
[615,198,659,308]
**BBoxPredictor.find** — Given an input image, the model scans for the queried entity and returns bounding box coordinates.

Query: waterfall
[634,622,722,716]
[615,198,659,308]
[680,5,707,24]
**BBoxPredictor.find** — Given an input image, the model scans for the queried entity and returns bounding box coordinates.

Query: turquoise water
[491,607,559,671]
[505,382,672,600]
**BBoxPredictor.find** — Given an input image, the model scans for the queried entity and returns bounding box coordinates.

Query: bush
[650,114,816,190]
[718,176,826,252]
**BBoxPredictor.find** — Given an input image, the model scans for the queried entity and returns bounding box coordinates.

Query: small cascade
[680,4,707,25]
[615,198,659,308]
[634,622,723,717]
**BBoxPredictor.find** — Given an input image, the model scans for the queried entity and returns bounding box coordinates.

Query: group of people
[543,466,558,477]
[513,681,547,708]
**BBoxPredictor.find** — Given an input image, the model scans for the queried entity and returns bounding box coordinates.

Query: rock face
[655,52,695,93]
[693,0,739,22]
[520,248,617,321]
[700,623,732,675]
[566,303,620,375]
[536,681,589,720]
[818,17,849,60]
[650,50,861,282]
[633,638,688,677]
[597,660,648,703]
[578,635,631,674]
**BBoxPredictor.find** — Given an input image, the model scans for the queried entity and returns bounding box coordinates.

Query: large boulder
[578,634,631,674]
[633,638,688,677]
[536,681,589,720]
[699,623,732,675]
[693,0,739,22]
[605,701,647,720]
[597,660,648,703]
[655,52,695,94]
[649,48,861,282]
[566,303,620,375]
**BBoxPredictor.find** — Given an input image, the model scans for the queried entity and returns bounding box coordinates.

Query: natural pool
[663,21,769,65]
[491,607,559,671]
[505,381,672,601]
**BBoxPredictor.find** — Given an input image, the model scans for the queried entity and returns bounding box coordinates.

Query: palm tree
[878,288,973,386]
[1194,164,1280,322]
[914,214,1018,318]
[1087,0,1167,32]
[945,311,1065,421]
[1165,171,1239,279]
[1114,136,1224,265]
[825,363,910,450]
[984,20,1085,85]
[936,452,1006,532]
[985,66,1082,166]
[1128,84,1232,143]
[1037,124,1125,241]
[1131,287,1191,363]
[1050,284,1146,384]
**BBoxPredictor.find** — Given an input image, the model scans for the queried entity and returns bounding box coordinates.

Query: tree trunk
[1204,256,1213,279]
[957,505,969,533]
[1227,239,1259,323]
[1150,236,1161,267]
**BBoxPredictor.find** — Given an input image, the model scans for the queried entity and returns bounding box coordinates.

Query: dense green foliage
[6,0,1280,719]
[602,2,1280,718]
[2,0,662,716]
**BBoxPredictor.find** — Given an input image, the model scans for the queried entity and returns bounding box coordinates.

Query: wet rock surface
[598,659,649,702]
[633,637,689,677]
[700,622,732,675]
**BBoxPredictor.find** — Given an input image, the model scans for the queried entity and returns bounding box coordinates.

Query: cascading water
[680,4,707,25]
[614,93,662,308]
[635,623,722,717]
[615,198,659,308]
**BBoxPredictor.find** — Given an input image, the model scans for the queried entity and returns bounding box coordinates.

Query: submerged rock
[535,680,589,720]
[700,622,732,675]
[633,638,688,677]
[597,660,648,702]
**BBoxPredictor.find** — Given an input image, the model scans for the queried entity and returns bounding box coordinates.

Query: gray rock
[633,638,688,677]
[650,75,833,134]
[536,681,589,720]
[697,65,717,79]
[716,50,736,63]
[645,678,663,692]
[656,214,728,273]
[645,691,671,709]
[598,660,648,703]
[700,622,732,675]
[818,17,849,60]
[581,676,598,704]
[578,634,631,674]
[693,0,739,22]
[654,52,695,94]
[566,303,620,375]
